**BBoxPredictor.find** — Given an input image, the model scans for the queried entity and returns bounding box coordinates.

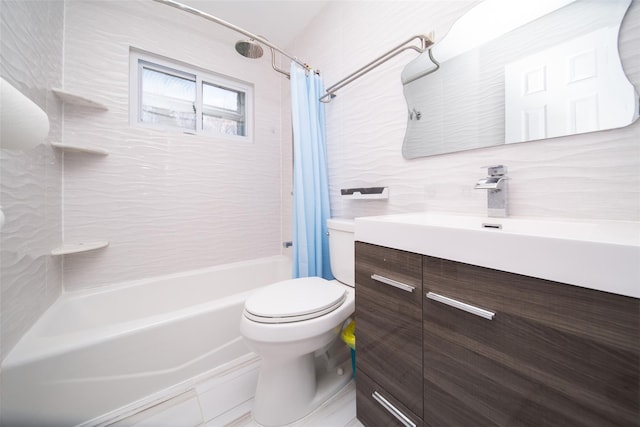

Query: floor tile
[206,380,361,427]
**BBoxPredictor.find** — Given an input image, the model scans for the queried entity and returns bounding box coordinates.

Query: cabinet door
[355,242,423,419]
[422,256,640,427]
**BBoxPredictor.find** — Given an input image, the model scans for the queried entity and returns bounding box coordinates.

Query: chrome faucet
[475,165,508,217]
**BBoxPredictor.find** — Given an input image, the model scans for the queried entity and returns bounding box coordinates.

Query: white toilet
[240,218,355,426]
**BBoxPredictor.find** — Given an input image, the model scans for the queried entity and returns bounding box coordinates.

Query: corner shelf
[51,240,109,256]
[51,142,108,156]
[50,87,110,258]
[52,88,108,111]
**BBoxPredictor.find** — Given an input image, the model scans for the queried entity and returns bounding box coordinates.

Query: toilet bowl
[240,218,355,426]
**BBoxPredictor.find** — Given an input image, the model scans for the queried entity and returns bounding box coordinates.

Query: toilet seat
[244,278,347,324]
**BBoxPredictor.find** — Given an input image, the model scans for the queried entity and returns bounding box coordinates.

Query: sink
[355,212,640,298]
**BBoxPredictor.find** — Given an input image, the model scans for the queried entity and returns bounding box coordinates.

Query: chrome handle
[426,292,495,320]
[474,176,504,190]
[371,274,415,293]
[372,391,416,427]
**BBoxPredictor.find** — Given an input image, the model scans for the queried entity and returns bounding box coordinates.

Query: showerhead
[235,39,264,59]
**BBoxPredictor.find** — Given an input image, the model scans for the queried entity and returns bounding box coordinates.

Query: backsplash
[289,1,640,222]
[0,1,64,362]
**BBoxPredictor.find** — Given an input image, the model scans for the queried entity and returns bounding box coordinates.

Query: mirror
[401,0,638,159]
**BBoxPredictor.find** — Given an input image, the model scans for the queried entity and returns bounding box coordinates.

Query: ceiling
[177,1,330,48]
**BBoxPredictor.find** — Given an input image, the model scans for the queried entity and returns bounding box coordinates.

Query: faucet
[475,165,508,217]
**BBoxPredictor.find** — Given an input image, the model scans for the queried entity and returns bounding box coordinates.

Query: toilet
[240,218,355,426]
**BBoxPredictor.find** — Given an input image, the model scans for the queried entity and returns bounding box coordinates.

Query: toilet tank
[327,218,355,287]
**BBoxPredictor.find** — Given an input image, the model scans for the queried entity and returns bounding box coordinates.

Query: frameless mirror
[401,0,638,159]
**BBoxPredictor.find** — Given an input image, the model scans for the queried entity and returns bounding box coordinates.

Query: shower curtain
[290,63,333,280]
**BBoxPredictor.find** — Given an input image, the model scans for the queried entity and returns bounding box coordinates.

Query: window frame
[129,50,253,142]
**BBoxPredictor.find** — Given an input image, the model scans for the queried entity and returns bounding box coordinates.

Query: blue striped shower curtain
[290,63,333,280]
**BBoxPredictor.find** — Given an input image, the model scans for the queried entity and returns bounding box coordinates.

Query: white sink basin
[355,213,640,298]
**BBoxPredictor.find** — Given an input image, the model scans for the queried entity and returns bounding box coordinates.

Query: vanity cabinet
[355,242,423,427]
[355,243,640,427]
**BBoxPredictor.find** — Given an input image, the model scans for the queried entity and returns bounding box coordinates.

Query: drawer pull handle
[372,391,417,427]
[426,292,495,320]
[371,274,415,293]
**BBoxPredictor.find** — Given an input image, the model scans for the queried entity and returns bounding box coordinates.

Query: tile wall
[289,1,640,222]
[0,0,64,362]
[1,0,289,361]
[61,0,287,291]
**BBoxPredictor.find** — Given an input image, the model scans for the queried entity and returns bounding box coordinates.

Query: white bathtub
[1,255,291,426]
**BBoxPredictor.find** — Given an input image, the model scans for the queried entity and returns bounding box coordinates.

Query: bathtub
[1,255,291,426]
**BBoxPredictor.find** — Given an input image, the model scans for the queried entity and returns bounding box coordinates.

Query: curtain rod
[319,33,436,103]
[151,0,313,76]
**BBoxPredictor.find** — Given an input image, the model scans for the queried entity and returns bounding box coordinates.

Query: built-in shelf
[341,187,389,200]
[51,142,108,156]
[52,88,108,111]
[49,89,109,258]
[51,240,109,256]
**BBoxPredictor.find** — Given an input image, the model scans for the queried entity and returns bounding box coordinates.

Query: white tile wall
[61,0,288,290]
[288,1,640,222]
[0,0,64,363]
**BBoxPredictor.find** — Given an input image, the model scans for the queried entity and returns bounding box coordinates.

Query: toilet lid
[244,277,347,324]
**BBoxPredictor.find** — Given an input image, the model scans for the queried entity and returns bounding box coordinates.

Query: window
[130,50,253,140]
[140,64,197,131]
[202,82,246,136]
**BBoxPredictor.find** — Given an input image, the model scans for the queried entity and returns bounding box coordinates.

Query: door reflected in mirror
[401,0,638,159]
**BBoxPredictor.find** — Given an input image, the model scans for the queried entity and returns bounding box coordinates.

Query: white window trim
[129,49,254,142]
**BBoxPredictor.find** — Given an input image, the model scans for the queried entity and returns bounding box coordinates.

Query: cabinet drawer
[356,242,423,418]
[356,242,423,295]
[422,256,639,427]
[357,369,424,427]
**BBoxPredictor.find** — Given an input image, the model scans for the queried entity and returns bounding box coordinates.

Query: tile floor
[206,380,364,427]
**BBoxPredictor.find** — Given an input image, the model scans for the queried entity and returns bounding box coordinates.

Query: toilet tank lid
[327,218,354,232]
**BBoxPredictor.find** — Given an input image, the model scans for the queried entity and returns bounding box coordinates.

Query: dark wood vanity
[355,241,639,427]
[355,243,424,427]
